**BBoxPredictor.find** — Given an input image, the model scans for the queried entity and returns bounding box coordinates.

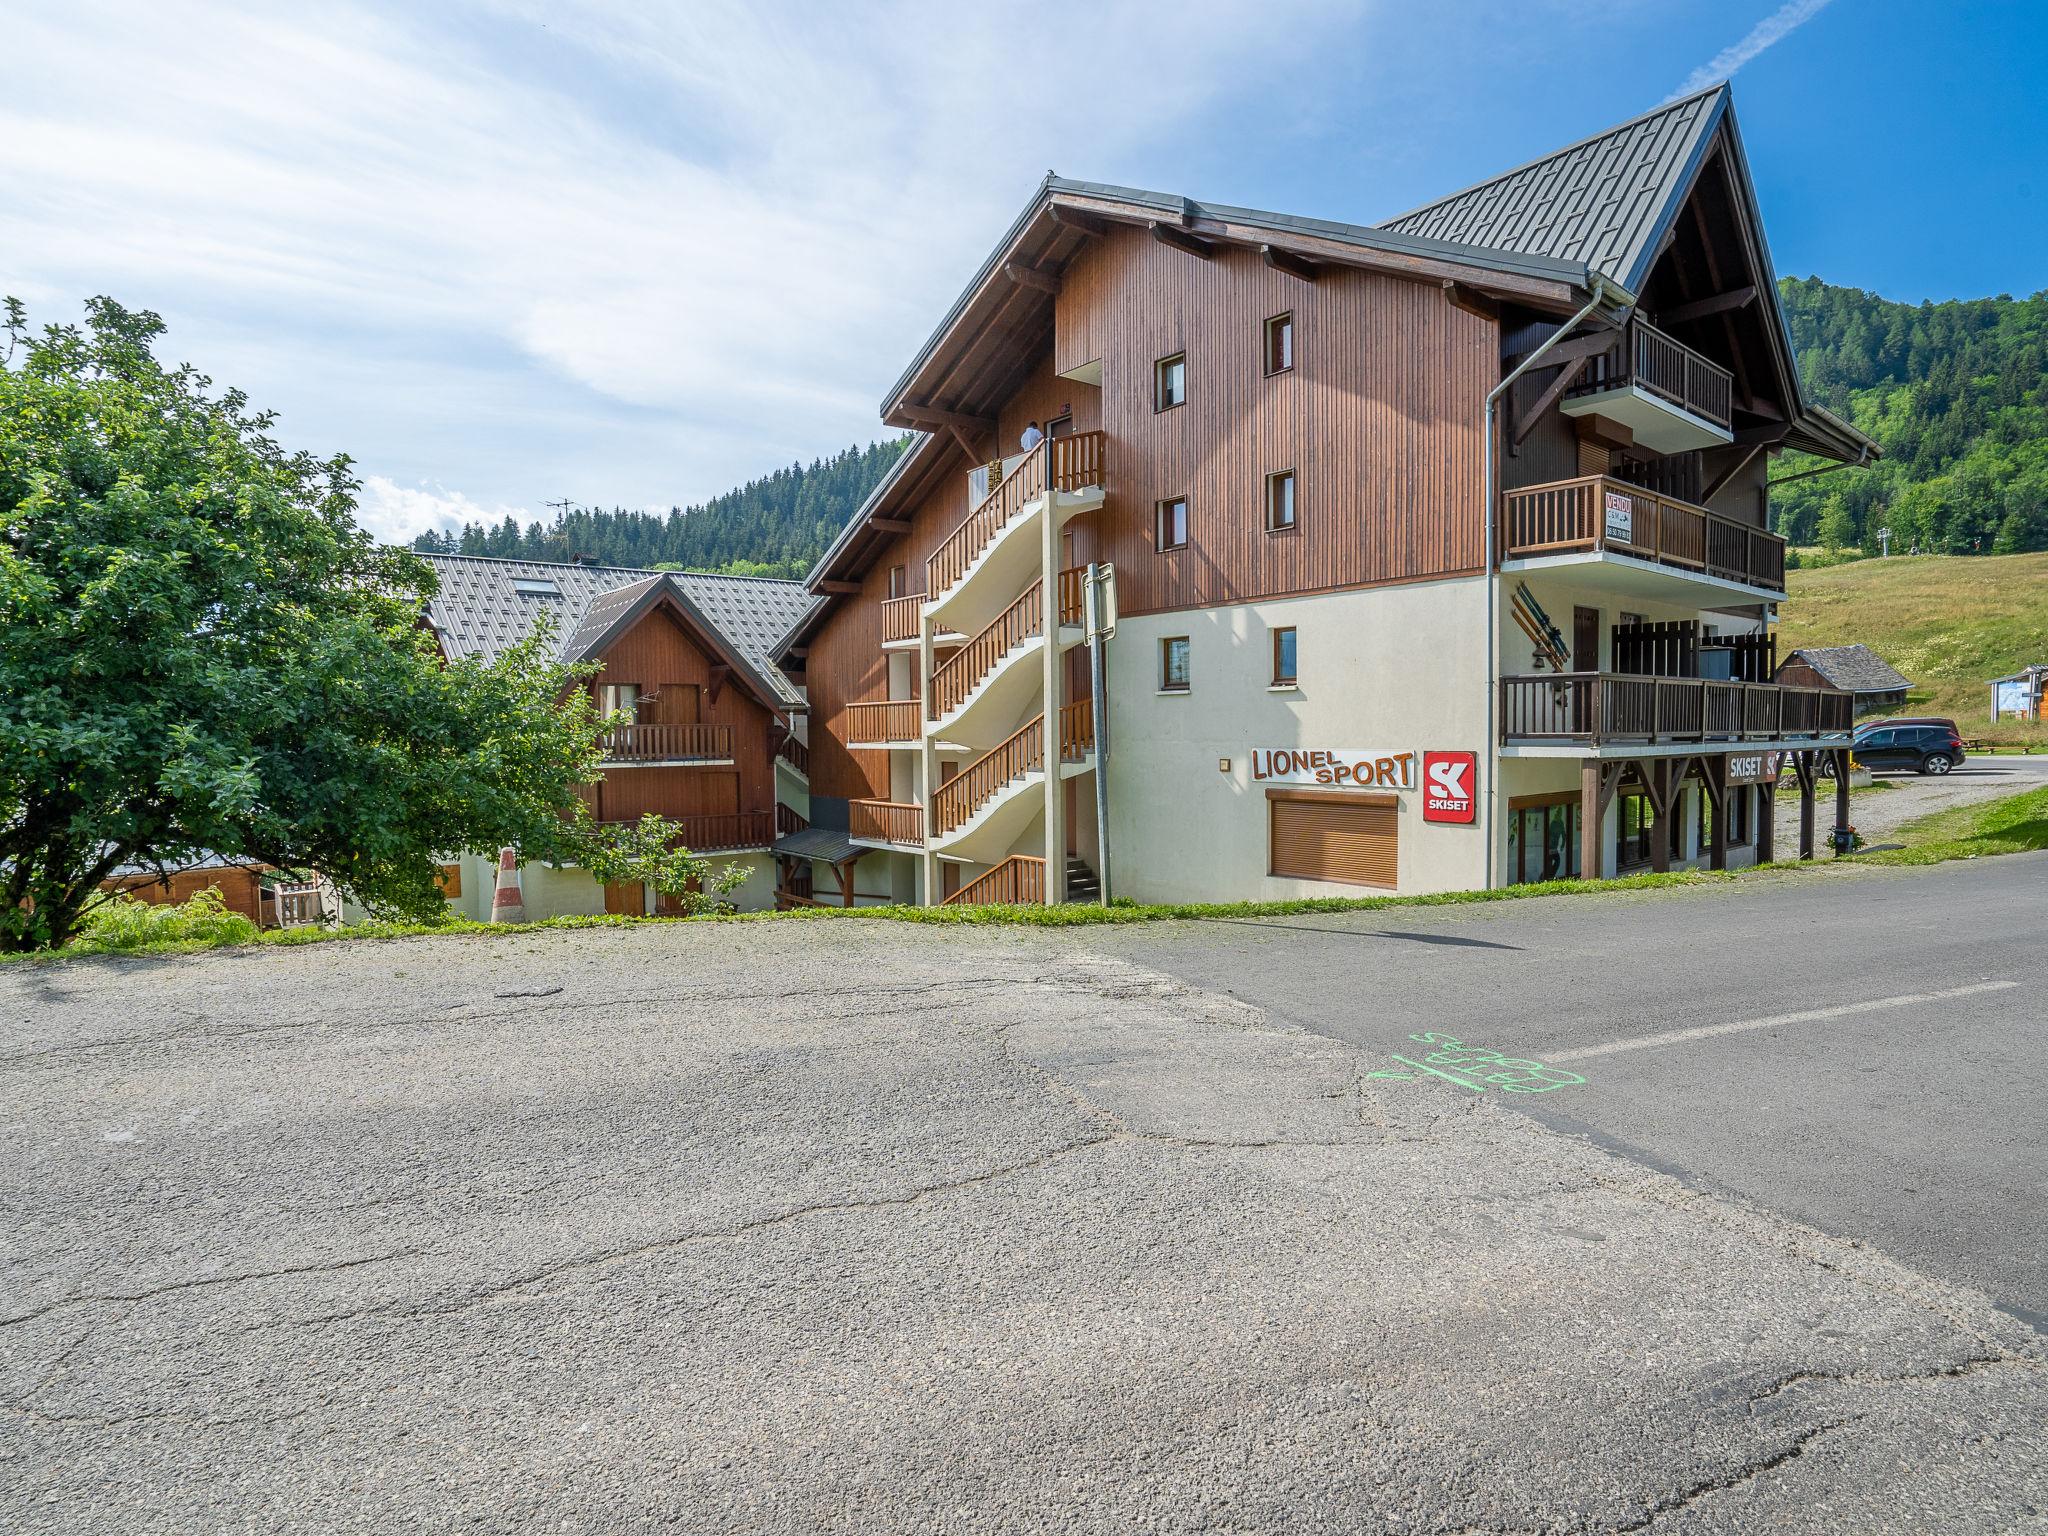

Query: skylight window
[511,578,561,597]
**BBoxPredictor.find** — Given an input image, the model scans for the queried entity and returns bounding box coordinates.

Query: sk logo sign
[1421,751,1477,824]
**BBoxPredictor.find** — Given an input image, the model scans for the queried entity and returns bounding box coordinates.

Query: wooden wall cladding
[1053,227,1495,613]
[806,453,974,802]
[589,605,778,821]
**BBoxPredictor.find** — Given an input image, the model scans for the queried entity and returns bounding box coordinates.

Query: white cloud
[0,0,1362,520]
[1670,0,1834,100]
[355,477,531,545]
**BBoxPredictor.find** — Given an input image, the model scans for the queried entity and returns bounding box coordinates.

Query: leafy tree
[0,297,659,950]
[577,814,748,914]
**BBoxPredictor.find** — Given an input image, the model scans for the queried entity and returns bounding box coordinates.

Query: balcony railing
[927,566,1088,723]
[1500,475,1786,592]
[597,722,734,762]
[845,698,923,745]
[775,803,808,837]
[849,798,923,846]
[1500,673,1854,746]
[777,734,809,776]
[924,431,1106,601]
[591,810,773,851]
[881,594,921,644]
[941,855,1046,907]
[1566,317,1733,430]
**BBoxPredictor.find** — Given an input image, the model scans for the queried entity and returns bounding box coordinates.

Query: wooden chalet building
[773,85,1878,907]
[421,555,815,915]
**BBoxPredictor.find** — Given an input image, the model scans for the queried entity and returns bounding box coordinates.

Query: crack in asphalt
[1743,1353,2044,1410]
[1606,1418,1855,1533]
[0,1248,430,1331]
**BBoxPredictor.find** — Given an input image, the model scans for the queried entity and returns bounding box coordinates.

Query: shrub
[76,888,261,954]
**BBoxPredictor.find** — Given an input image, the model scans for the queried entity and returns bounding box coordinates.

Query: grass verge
[12,786,2044,964]
[1850,783,2048,866]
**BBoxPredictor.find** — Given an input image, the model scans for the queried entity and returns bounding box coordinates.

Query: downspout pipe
[1480,274,1619,891]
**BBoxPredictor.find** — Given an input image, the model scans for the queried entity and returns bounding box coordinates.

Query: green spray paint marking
[1367,1033,1586,1095]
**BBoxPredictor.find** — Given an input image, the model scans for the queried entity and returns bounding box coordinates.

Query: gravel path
[1773,752,2048,848]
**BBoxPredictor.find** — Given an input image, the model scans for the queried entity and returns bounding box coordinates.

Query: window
[1272,627,1297,687]
[1264,312,1294,375]
[1266,469,1296,532]
[1154,352,1187,411]
[1617,791,1654,869]
[1160,636,1191,693]
[1507,796,1580,885]
[602,682,640,718]
[1156,496,1189,551]
[511,578,561,597]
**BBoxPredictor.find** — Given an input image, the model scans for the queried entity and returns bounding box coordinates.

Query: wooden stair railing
[924,431,1106,603]
[1059,697,1095,758]
[941,855,1046,906]
[931,717,1043,837]
[928,566,1093,723]
[849,799,924,846]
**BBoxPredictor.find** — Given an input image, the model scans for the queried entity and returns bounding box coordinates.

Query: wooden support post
[1757,779,1776,864]
[1795,751,1817,861]
[1704,755,1728,871]
[919,604,939,906]
[1579,758,1604,882]
[1647,760,1673,874]
[1833,748,1852,857]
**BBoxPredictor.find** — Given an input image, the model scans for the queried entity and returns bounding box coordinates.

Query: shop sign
[1726,750,1782,784]
[1249,747,1416,790]
[1421,751,1478,823]
[1603,490,1634,542]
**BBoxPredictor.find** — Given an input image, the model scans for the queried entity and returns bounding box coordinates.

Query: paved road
[1098,851,2048,1328]
[3,863,2045,1532]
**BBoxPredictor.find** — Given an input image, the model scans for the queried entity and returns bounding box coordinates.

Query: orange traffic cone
[489,847,526,923]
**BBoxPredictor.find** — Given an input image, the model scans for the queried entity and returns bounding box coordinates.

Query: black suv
[1854,724,1966,776]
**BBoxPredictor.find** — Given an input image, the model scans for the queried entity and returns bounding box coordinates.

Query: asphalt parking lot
[3,861,2045,1533]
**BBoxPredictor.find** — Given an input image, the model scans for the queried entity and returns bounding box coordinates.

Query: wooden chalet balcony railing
[849,798,923,846]
[845,698,923,744]
[1059,696,1095,758]
[592,810,774,851]
[777,735,809,776]
[1566,316,1733,430]
[881,594,921,644]
[1500,673,1855,747]
[1500,475,1786,593]
[925,431,1107,601]
[941,855,1046,907]
[597,722,733,762]
[927,567,1088,722]
[931,717,1040,837]
[775,802,808,837]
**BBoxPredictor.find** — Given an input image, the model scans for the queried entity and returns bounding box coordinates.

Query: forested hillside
[1774,279,2048,557]
[410,438,909,579]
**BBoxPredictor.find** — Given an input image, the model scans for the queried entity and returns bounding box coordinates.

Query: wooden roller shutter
[1268,792,1398,888]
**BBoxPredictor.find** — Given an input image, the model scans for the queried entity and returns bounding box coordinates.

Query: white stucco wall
[1104,577,1493,903]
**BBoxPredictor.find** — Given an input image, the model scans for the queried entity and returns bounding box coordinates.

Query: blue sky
[3,0,2043,543]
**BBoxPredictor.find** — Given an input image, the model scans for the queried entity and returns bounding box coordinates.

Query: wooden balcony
[881,594,921,645]
[925,431,1106,602]
[1500,673,1855,747]
[1562,316,1733,449]
[845,698,923,746]
[592,810,773,851]
[597,722,734,763]
[941,855,1045,907]
[776,735,809,776]
[849,798,923,847]
[1501,476,1786,593]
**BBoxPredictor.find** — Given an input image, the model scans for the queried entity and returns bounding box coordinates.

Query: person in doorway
[1019,420,1044,453]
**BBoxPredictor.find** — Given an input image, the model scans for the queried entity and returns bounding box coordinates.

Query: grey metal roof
[1380,85,1727,293]
[421,554,812,710]
[772,826,867,865]
[1784,645,1912,695]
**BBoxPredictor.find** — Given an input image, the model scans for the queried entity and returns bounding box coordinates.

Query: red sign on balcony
[1422,752,1478,824]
